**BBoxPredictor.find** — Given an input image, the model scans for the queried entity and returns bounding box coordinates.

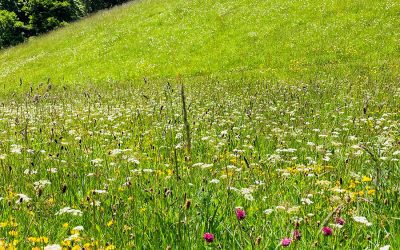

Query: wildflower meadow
[0,78,398,249]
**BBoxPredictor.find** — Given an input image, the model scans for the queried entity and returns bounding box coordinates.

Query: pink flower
[235,208,246,220]
[293,230,301,241]
[335,217,345,225]
[322,226,333,236]
[203,232,214,243]
[281,238,292,247]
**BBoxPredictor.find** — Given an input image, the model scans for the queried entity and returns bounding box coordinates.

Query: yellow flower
[62,240,71,247]
[27,237,37,243]
[166,169,173,176]
[367,189,376,195]
[105,245,116,250]
[71,245,81,250]
[84,243,94,249]
[362,176,372,182]
[0,222,8,228]
[107,220,114,227]
[32,247,41,250]
[8,230,18,237]
[63,223,69,228]
[358,191,365,196]
[46,198,55,206]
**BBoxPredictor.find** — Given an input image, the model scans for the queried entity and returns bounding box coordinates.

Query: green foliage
[0,10,25,48]
[81,0,130,12]
[0,0,129,48]
[22,0,84,34]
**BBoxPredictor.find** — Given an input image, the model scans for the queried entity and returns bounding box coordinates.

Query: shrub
[0,10,25,48]
[82,0,130,13]
[22,0,85,34]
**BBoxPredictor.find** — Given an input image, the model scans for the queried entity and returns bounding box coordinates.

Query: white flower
[91,158,103,164]
[264,209,274,215]
[44,244,62,250]
[16,194,31,203]
[93,189,107,194]
[287,206,300,214]
[72,225,84,231]
[47,168,58,173]
[56,207,83,216]
[34,180,51,189]
[209,179,220,184]
[24,169,37,175]
[330,223,343,229]
[127,157,140,164]
[244,193,254,201]
[380,245,390,250]
[110,149,123,156]
[301,198,314,205]
[65,234,80,241]
[201,163,213,169]
[353,216,372,226]
[275,206,286,211]
[10,144,22,154]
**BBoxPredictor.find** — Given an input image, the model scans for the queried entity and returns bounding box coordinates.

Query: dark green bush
[22,0,85,34]
[0,0,131,48]
[0,10,25,48]
[81,0,130,13]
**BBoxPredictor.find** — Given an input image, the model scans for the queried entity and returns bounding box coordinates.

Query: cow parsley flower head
[353,216,372,226]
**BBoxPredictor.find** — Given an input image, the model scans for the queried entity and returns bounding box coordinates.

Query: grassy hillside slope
[0,0,400,91]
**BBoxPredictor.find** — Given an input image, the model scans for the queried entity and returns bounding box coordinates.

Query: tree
[0,10,25,48]
[22,0,85,34]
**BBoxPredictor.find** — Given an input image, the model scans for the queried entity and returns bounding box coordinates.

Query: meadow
[1,0,400,249]
[1,0,400,93]
[0,77,399,249]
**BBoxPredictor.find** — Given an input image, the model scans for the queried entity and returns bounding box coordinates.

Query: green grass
[0,80,399,249]
[0,0,399,249]
[1,0,400,93]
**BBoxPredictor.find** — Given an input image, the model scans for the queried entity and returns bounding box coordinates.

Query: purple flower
[293,230,301,241]
[335,217,345,225]
[281,238,292,247]
[235,208,246,220]
[203,232,214,243]
[322,226,333,236]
